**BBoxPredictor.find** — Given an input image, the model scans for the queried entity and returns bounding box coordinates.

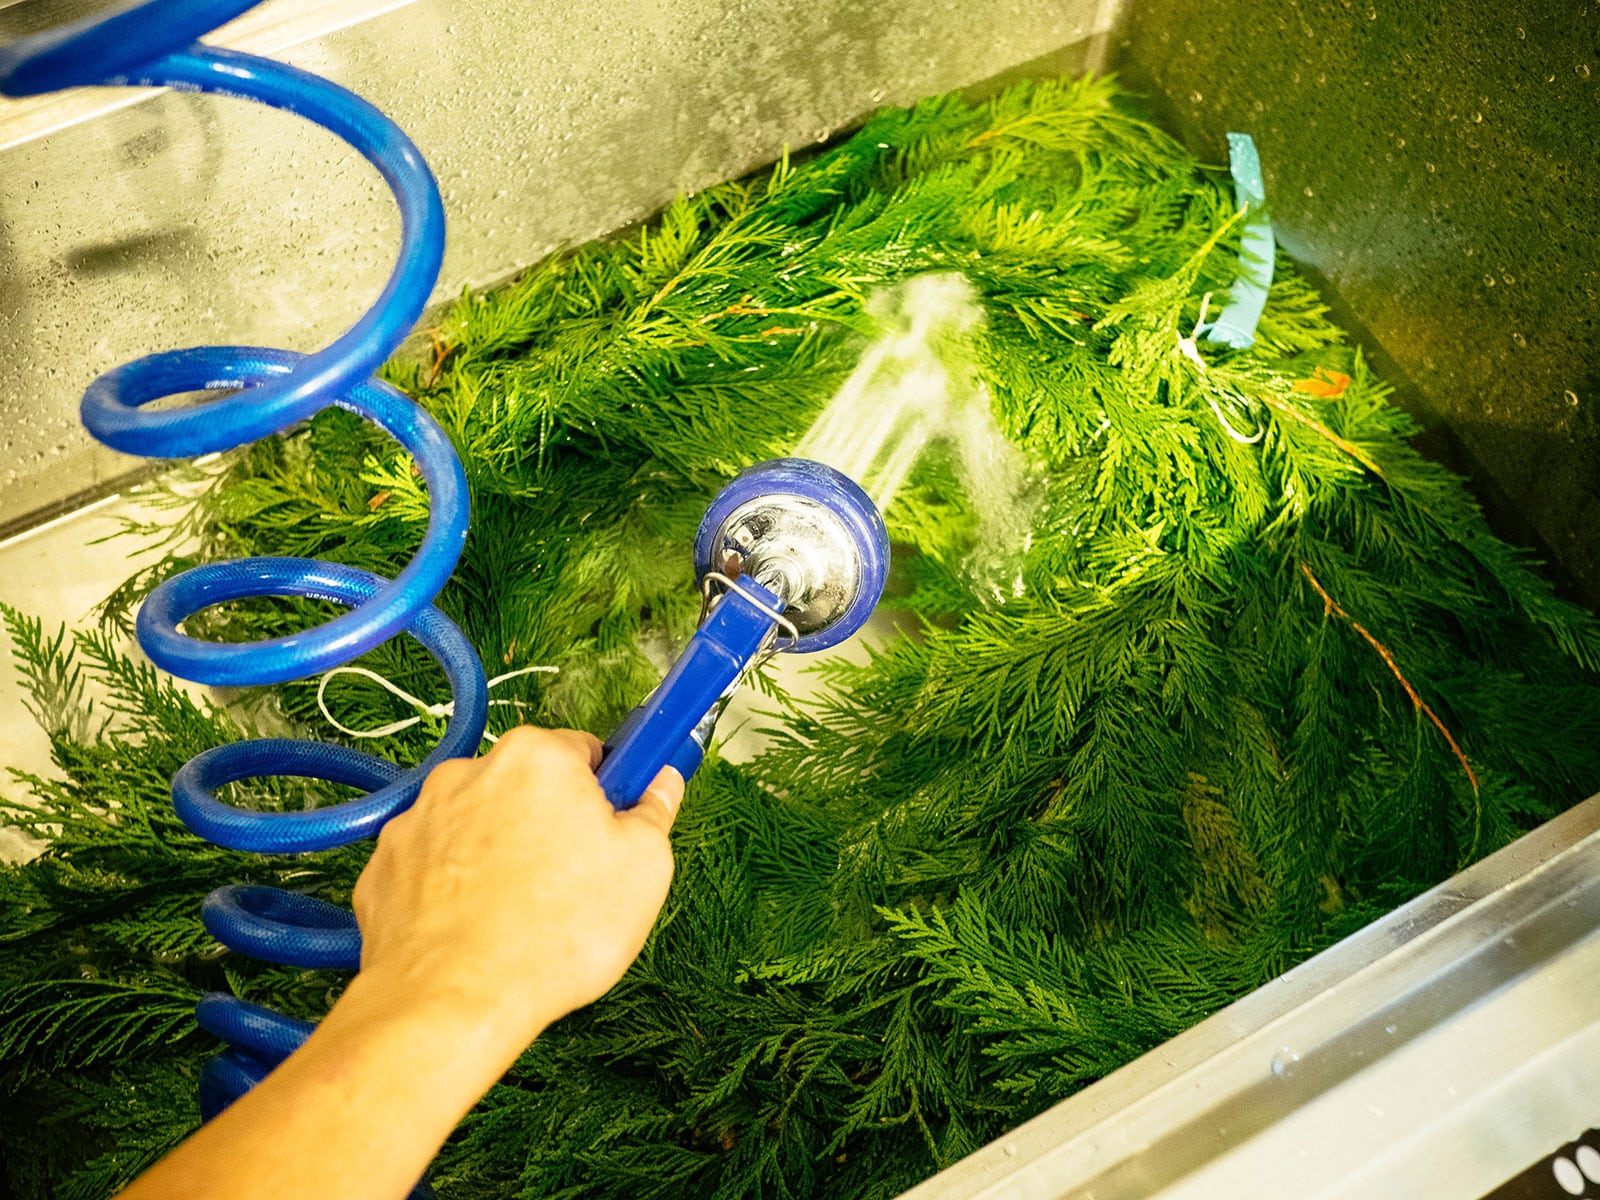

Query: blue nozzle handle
[596,579,782,808]
[604,700,711,786]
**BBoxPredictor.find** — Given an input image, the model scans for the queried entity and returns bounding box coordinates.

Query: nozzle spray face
[711,495,862,641]
[694,458,889,654]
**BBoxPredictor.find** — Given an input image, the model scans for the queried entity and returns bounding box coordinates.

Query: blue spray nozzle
[600,458,890,807]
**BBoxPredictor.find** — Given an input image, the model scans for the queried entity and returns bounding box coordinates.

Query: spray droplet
[1270,1048,1300,1078]
[795,274,1041,605]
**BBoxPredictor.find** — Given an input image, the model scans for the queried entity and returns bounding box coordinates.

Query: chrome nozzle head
[694,458,889,653]
[710,495,865,641]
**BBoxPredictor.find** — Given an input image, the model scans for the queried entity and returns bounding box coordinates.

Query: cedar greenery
[4,73,1600,1199]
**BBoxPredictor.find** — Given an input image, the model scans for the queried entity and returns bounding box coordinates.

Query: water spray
[0,1,888,1183]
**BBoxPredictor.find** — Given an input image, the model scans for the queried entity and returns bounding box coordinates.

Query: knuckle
[491,725,594,771]
[633,825,676,877]
[641,785,679,820]
[489,725,554,760]
[652,836,675,876]
[423,757,475,794]
[651,847,676,891]
[380,806,416,841]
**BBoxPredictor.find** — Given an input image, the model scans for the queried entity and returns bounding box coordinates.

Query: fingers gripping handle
[598,580,782,808]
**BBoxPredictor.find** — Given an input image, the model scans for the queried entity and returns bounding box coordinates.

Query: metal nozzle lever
[596,458,888,811]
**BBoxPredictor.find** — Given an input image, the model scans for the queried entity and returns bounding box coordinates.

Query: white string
[316,663,559,745]
[1175,291,1214,371]
[1207,394,1266,444]
[1176,291,1265,445]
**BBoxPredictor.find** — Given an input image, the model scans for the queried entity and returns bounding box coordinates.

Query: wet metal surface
[1113,0,1600,605]
[0,0,1112,532]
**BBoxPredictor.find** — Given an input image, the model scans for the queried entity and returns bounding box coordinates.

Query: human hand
[350,727,683,1052]
[118,733,680,1200]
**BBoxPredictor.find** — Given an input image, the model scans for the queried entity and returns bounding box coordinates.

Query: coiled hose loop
[0,2,491,1136]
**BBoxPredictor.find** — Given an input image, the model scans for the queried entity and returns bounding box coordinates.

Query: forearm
[115,731,678,1200]
[120,970,542,1200]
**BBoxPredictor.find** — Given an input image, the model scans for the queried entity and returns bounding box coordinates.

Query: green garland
[4,73,1600,1199]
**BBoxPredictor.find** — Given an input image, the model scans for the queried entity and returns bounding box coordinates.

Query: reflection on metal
[0,0,419,152]
[0,0,1109,533]
[1112,0,1600,607]
[903,792,1600,1200]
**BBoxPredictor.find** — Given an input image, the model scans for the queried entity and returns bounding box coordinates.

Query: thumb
[624,766,684,836]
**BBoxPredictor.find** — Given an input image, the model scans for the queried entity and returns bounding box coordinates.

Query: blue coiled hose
[2,9,895,1181]
[0,0,491,1133]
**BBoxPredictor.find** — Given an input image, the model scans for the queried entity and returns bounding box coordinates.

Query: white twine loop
[316,663,558,745]
[1207,394,1265,444]
[1177,291,1265,445]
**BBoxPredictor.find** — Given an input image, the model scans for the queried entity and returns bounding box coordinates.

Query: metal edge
[0,0,420,152]
[901,790,1600,1198]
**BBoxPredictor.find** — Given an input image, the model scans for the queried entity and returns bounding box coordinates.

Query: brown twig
[646,273,681,311]
[1299,562,1478,794]
[1259,391,1385,479]
[425,329,454,389]
[963,115,1041,149]
[698,295,779,324]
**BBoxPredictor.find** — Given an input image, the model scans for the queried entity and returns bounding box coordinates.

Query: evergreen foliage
[3,74,1599,1198]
